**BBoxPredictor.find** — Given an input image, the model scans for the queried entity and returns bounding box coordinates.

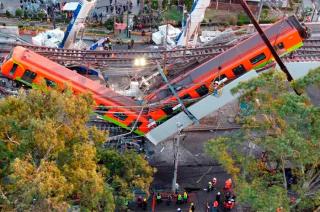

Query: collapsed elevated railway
[0,16,313,143]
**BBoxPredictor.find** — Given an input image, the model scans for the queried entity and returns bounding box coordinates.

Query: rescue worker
[175,183,180,194]
[276,207,283,212]
[208,181,213,192]
[177,193,183,204]
[183,191,188,203]
[224,178,232,191]
[224,200,234,210]
[142,197,147,210]
[212,200,219,212]
[167,193,172,206]
[211,177,217,191]
[105,37,112,50]
[156,193,162,204]
[206,201,210,212]
[212,177,217,186]
[137,195,143,207]
[190,202,195,212]
[225,191,231,201]
[216,192,221,203]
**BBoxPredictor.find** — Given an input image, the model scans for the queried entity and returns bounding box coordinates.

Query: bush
[5,10,12,18]
[37,11,47,21]
[162,0,168,9]
[23,11,29,19]
[237,12,250,25]
[15,9,23,18]
[184,0,193,11]
[164,7,183,23]
[151,0,158,10]
[104,19,114,31]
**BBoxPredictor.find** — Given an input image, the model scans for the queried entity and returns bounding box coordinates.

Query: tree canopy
[0,85,153,211]
[206,69,320,211]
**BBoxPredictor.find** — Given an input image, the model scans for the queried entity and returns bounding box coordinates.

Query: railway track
[0,42,232,66]
[1,40,320,66]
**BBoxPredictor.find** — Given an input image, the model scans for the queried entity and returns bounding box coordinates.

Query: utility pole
[239,0,294,82]
[172,122,183,193]
[126,11,129,38]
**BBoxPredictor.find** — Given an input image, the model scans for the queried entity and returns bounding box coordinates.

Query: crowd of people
[135,177,236,211]
[92,0,134,23]
[206,177,236,211]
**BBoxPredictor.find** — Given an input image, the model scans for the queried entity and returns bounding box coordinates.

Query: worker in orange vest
[224,178,232,190]
[224,199,235,210]
[276,207,283,212]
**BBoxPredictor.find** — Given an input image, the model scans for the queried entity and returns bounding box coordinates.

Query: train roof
[12,46,139,108]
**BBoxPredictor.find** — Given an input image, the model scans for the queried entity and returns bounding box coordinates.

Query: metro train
[145,15,309,122]
[0,16,309,136]
[1,46,150,135]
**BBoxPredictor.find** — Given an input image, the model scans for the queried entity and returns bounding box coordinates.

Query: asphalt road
[145,131,236,212]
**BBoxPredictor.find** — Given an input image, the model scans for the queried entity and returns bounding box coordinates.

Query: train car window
[22,70,37,83]
[195,85,209,97]
[98,104,109,112]
[213,74,227,83]
[95,104,109,115]
[45,78,56,88]
[181,94,192,100]
[250,53,266,65]
[128,121,142,129]
[9,63,18,76]
[277,42,284,49]
[113,113,128,121]
[232,64,246,76]
[162,105,173,115]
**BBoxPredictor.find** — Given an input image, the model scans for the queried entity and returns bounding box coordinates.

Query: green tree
[104,18,114,31]
[0,86,112,211]
[206,69,320,211]
[98,149,154,208]
[15,9,23,19]
[151,0,158,10]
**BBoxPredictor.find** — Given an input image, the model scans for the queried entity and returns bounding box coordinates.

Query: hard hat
[213,177,217,181]
[209,181,212,184]
[217,192,221,195]
[191,202,194,206]
[214,81,219,84]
